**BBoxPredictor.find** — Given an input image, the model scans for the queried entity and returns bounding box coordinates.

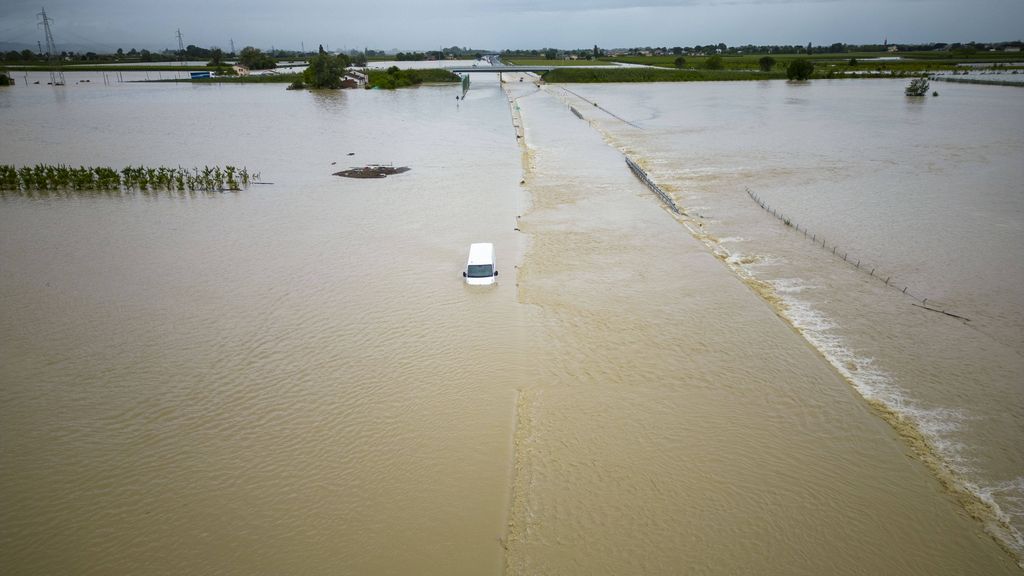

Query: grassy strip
[542,67,789,82]
[366,68,459,89]
[602,52,1023,73]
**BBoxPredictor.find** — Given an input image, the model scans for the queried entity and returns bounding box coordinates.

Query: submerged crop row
[0,164,259,194]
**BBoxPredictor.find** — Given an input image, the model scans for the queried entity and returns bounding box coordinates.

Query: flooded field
[539,77,1023,566]
[1,73,1021,574]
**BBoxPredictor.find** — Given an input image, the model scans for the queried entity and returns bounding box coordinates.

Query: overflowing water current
[1,71,1021,574]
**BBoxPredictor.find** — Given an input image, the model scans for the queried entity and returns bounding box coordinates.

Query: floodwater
[0,72,1021,575]
[530,77,1023,568]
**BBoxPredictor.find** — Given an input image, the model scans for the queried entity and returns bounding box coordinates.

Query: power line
[176,28,185,65]
[37,7,64,86]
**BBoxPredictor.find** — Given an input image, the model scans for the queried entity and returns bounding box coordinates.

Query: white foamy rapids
[769,277,815,294]
[725,252,758,266]
[973,477,1024,565]
[905,406,971,473]
[777,290,957,445]
[771,280,1024,566]
[716,237,747,244]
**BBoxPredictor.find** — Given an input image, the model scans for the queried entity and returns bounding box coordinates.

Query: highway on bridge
[448,66,552,74]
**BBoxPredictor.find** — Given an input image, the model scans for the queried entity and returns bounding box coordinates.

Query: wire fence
[745,187,968,321]
[560,88,644,130]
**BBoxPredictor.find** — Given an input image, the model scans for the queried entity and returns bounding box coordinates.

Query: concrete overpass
[449,66,552,74]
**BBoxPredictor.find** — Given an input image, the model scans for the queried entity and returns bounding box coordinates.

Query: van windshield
[467,264,494,278]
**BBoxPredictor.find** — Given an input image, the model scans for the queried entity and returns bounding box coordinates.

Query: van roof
[468,242,494,265]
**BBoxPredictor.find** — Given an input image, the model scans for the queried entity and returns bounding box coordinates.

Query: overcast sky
[1,0,1021,53]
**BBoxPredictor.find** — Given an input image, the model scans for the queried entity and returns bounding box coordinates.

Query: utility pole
[37,7,63,86]
[176,28,185,65]
[230,38,235,56]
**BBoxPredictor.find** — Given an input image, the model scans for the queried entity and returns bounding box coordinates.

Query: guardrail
[624,156,681,215]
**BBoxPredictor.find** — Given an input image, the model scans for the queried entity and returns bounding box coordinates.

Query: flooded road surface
[1,73,1020,574]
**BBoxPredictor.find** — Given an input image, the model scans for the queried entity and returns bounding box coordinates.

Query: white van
[463,243,498,285]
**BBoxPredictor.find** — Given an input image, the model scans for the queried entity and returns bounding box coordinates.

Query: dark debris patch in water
[333,165,410,179]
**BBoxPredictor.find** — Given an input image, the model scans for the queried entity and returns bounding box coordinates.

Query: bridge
[449,65,552,74]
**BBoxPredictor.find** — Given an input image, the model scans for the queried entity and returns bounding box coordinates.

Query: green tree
[848,57,858,66]
[673,56,686,68]
[758,56,776,71]
[140,49,152,62]
[786,58,814,80]
[238,46,276,70]
[207,48,224,67]
[303,47,351,88]
[704,55,724,70]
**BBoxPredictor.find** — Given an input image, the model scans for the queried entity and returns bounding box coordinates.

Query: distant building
[342,71,367,88]
[232,64,249,76]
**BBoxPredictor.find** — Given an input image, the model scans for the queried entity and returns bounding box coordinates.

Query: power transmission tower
[37,7,63,85]
[176,28,185,65]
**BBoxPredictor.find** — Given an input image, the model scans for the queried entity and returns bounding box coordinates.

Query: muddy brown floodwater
[0,71,1020,574]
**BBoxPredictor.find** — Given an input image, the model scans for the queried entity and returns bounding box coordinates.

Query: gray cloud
[1,0,1020,52]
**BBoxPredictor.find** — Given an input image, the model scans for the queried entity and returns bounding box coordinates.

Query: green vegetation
[0,71,11,86]
[598,51,1023,74]
[673,57,686,68]
[0,164,259,194]
[303,47,351,88]
[366,66,459,89]
[758,56,776,71]
[704,55,724,70]
[238,46,276,70]
[207,48,224,67]
[542,67,788,83]
[386,47,483,61]
[905,77,930,96]
[786,58,815,80]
